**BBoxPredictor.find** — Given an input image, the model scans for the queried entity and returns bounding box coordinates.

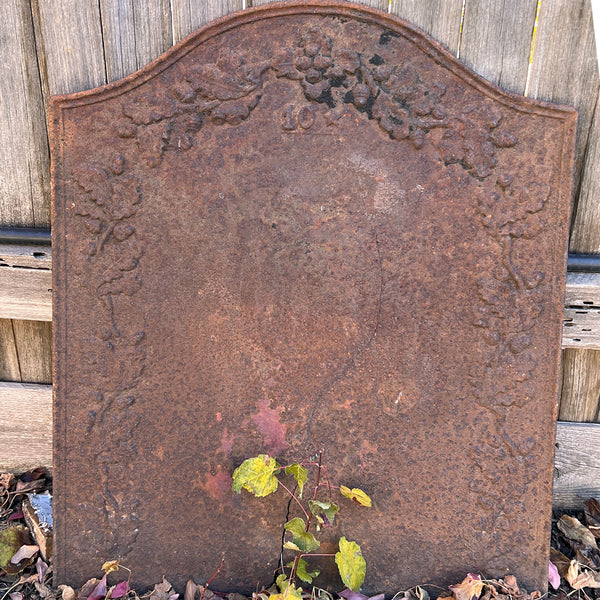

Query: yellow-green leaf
[285,464,308,497]
[0,526,32,574]
[284,517,320,553]
[309,500,339,526]
[335,537,366,592]
[287,558,320,584]
[340,486,372,507]
[232,455,280,497]
[275,575,303,600]
[283,541,301,552]
[102,560,120,574]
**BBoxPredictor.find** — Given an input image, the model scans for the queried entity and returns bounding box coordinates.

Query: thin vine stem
[278,480,310,520]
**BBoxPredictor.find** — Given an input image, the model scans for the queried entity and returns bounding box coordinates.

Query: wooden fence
[2,0,600,507]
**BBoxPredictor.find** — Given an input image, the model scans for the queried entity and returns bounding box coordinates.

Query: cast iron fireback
[51,1,576,594]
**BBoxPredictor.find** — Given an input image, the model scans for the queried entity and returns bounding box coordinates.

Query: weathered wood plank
[0,0,50,227]
[99,0,173,82]
[565,272,600,306]
[571,93,600,253]
[389,0,463,55]
[528,0,600,426]
[7,249,600,345]
[527,0,599,216]
[11,320,52,384]
[555,421,600,508]
[32,0,106,95]
[252,0,388,9]
[0,267,52,321]
[459,0,538,94]
[0,244,52,270]
[171,0,243,43]
[563,307,600,349]
[0,382,52,472]
[564,274,600,348]
[0,320,22,382]
[559,348,600,422]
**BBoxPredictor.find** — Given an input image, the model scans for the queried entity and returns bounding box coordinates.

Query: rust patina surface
[51,1,576,594]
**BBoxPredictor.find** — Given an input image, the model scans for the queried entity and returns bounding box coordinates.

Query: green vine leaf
[274,575,303,600]
[340,486,372,507]
[283,541,301,552]
[285,463,308,497]
[287,558,320,584]
[335,537,366,592]
[232,455,280,497]
[309,500,339,527]
[284,517,320,552]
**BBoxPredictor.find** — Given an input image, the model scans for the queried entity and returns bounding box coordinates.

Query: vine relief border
[70,154,146,558]
[116,26,517,180]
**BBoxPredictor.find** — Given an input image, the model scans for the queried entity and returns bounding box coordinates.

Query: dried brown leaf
[0,473,15,491]
[78,579,101,600]
[143,578,179,600]
[185,581,198,600]
[585,498,600,538]
[558,515,598,550]
[565,560,579,587]
[59,585,77,600]
[574,547,600,570]
[15,480,45,495]
[570,570,600,590]
[35,580,53,599]
[10,544,39,565]
[450,574,484,600]
[550,548,573,577]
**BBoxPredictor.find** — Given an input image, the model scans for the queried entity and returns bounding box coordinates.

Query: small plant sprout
[232,451,372,599]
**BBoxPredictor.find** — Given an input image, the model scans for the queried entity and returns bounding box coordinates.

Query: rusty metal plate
[51,1,577,594]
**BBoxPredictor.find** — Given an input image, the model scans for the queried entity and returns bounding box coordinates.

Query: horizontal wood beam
[563,273,600,348]
[3,244,600,347]
[0,382,595,509]
[554,420,600,508]
[0,244,52,321]
[0,382,52,471]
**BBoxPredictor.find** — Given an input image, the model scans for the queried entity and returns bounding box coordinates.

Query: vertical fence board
[0,320,21,382]
[33,0,106,95]
[171,0,243,43]
[459,0,538,94]
[99,0,174,83]
[0,383,52,471]
[560,349,600,422]
[389,1,463,55]
[0,0,50,227]
[527,0,599,201]
[11,320,52,384]
[528,0,600,422]
[252,0,389,10]
[572,99,600,252]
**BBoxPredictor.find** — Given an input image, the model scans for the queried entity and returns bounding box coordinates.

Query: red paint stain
[251,399,289,454]
[219,427,234,456]
[200,466,232,500]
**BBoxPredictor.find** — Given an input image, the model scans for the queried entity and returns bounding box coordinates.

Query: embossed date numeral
[282,104,315,131]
